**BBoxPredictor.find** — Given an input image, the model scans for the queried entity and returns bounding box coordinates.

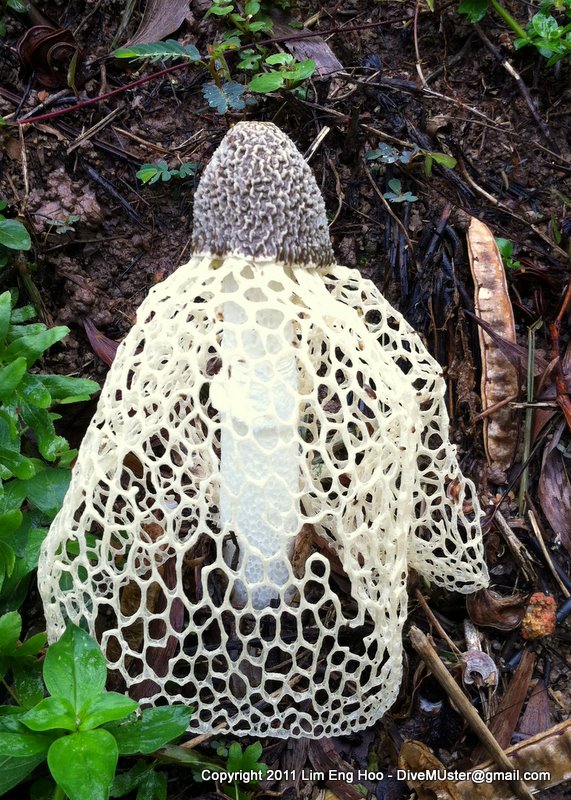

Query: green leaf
[7,0,29,12]
[0,448,35,480]
[106,706,193,755]
[136,770,167,800]
[3,326,69,368]
[34,375,99,404]
[244,0,260,14]
[17,402,68,462]
[366,143,401,163]
[9,304,36,324]
[265,53,293,66]
[0,753,46,795]
[0,730,53,756]
[21,696,76,732]
[43,625,107,713]
[206,4,234,15]
[458,0,490,22]
[0,610,21,655]
[16,372,52,408]
[202,81,246,113]
[80,693,138,731]
[13,663,45,710]
[136,165,164,185]
[48,730,118,800]
[248,72,285,93]
[0,541,16,584]
[111,760,154,797]
[495,237,514,259]
[22,468,71,516]
[0,357,27,401]
[0,509,23,536]
[0,291,12,345]
[283,59,315,82]
[113,41,200,62]
[0,219,31,251]
[429,152,457,169]
[17,630,47,659]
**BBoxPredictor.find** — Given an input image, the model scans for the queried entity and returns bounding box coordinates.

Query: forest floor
[0,0,570,799]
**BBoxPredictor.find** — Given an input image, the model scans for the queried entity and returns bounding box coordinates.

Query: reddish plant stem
[8,19,395,126]
[10,62,187,125]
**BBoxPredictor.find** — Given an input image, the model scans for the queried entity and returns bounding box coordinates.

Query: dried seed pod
[467,217,519,473]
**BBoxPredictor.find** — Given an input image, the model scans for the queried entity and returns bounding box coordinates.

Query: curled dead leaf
[83,317,119,366]
[17,25,82,88]
[467,588,527,631]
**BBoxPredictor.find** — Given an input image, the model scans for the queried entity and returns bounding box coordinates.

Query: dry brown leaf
[518,678,551,738]
[270,10,343,77]
[457,719,571,799]
[307,740,364,800]
[83,317,119,365]
[399,741,463,800]
[467,217,519,473]
[466,588,527,631]
[538,420,571,555]
[402,721,571,799]
[125,0,192,46]
[533,342,571,443]
[472,648,535,761]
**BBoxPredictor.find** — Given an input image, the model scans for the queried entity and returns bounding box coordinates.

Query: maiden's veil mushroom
[38,122,488,738]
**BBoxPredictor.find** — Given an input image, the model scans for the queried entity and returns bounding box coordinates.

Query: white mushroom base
[38,255,488,738]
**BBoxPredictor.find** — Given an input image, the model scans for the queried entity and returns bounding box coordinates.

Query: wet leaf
[538,421,571,556]
[466,588,527,630]
[122,0,192,47]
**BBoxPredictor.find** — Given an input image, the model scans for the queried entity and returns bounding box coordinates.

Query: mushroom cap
[192,121,334,268]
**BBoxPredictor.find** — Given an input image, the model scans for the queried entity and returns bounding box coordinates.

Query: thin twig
[409,626,534,800]
[18,125,29,214]
[67,107,123,154]
[527,508,571,599]
[415,589,462,655]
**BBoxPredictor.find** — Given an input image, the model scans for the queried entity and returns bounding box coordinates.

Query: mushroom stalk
[213,283,299,607]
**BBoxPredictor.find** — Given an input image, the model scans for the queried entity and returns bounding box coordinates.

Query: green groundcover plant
[0,290,99,612]
[0,619,194,799]
[458,0,571,64]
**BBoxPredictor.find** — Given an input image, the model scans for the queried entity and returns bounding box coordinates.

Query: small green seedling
[206,0,273,37]
[515,7,571,65]
[45,215,80,236]
[136,161,200,185]
[383,179,418,204]
[366,143,457,176]
[496,237,522,270]
[248,53,315,93]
